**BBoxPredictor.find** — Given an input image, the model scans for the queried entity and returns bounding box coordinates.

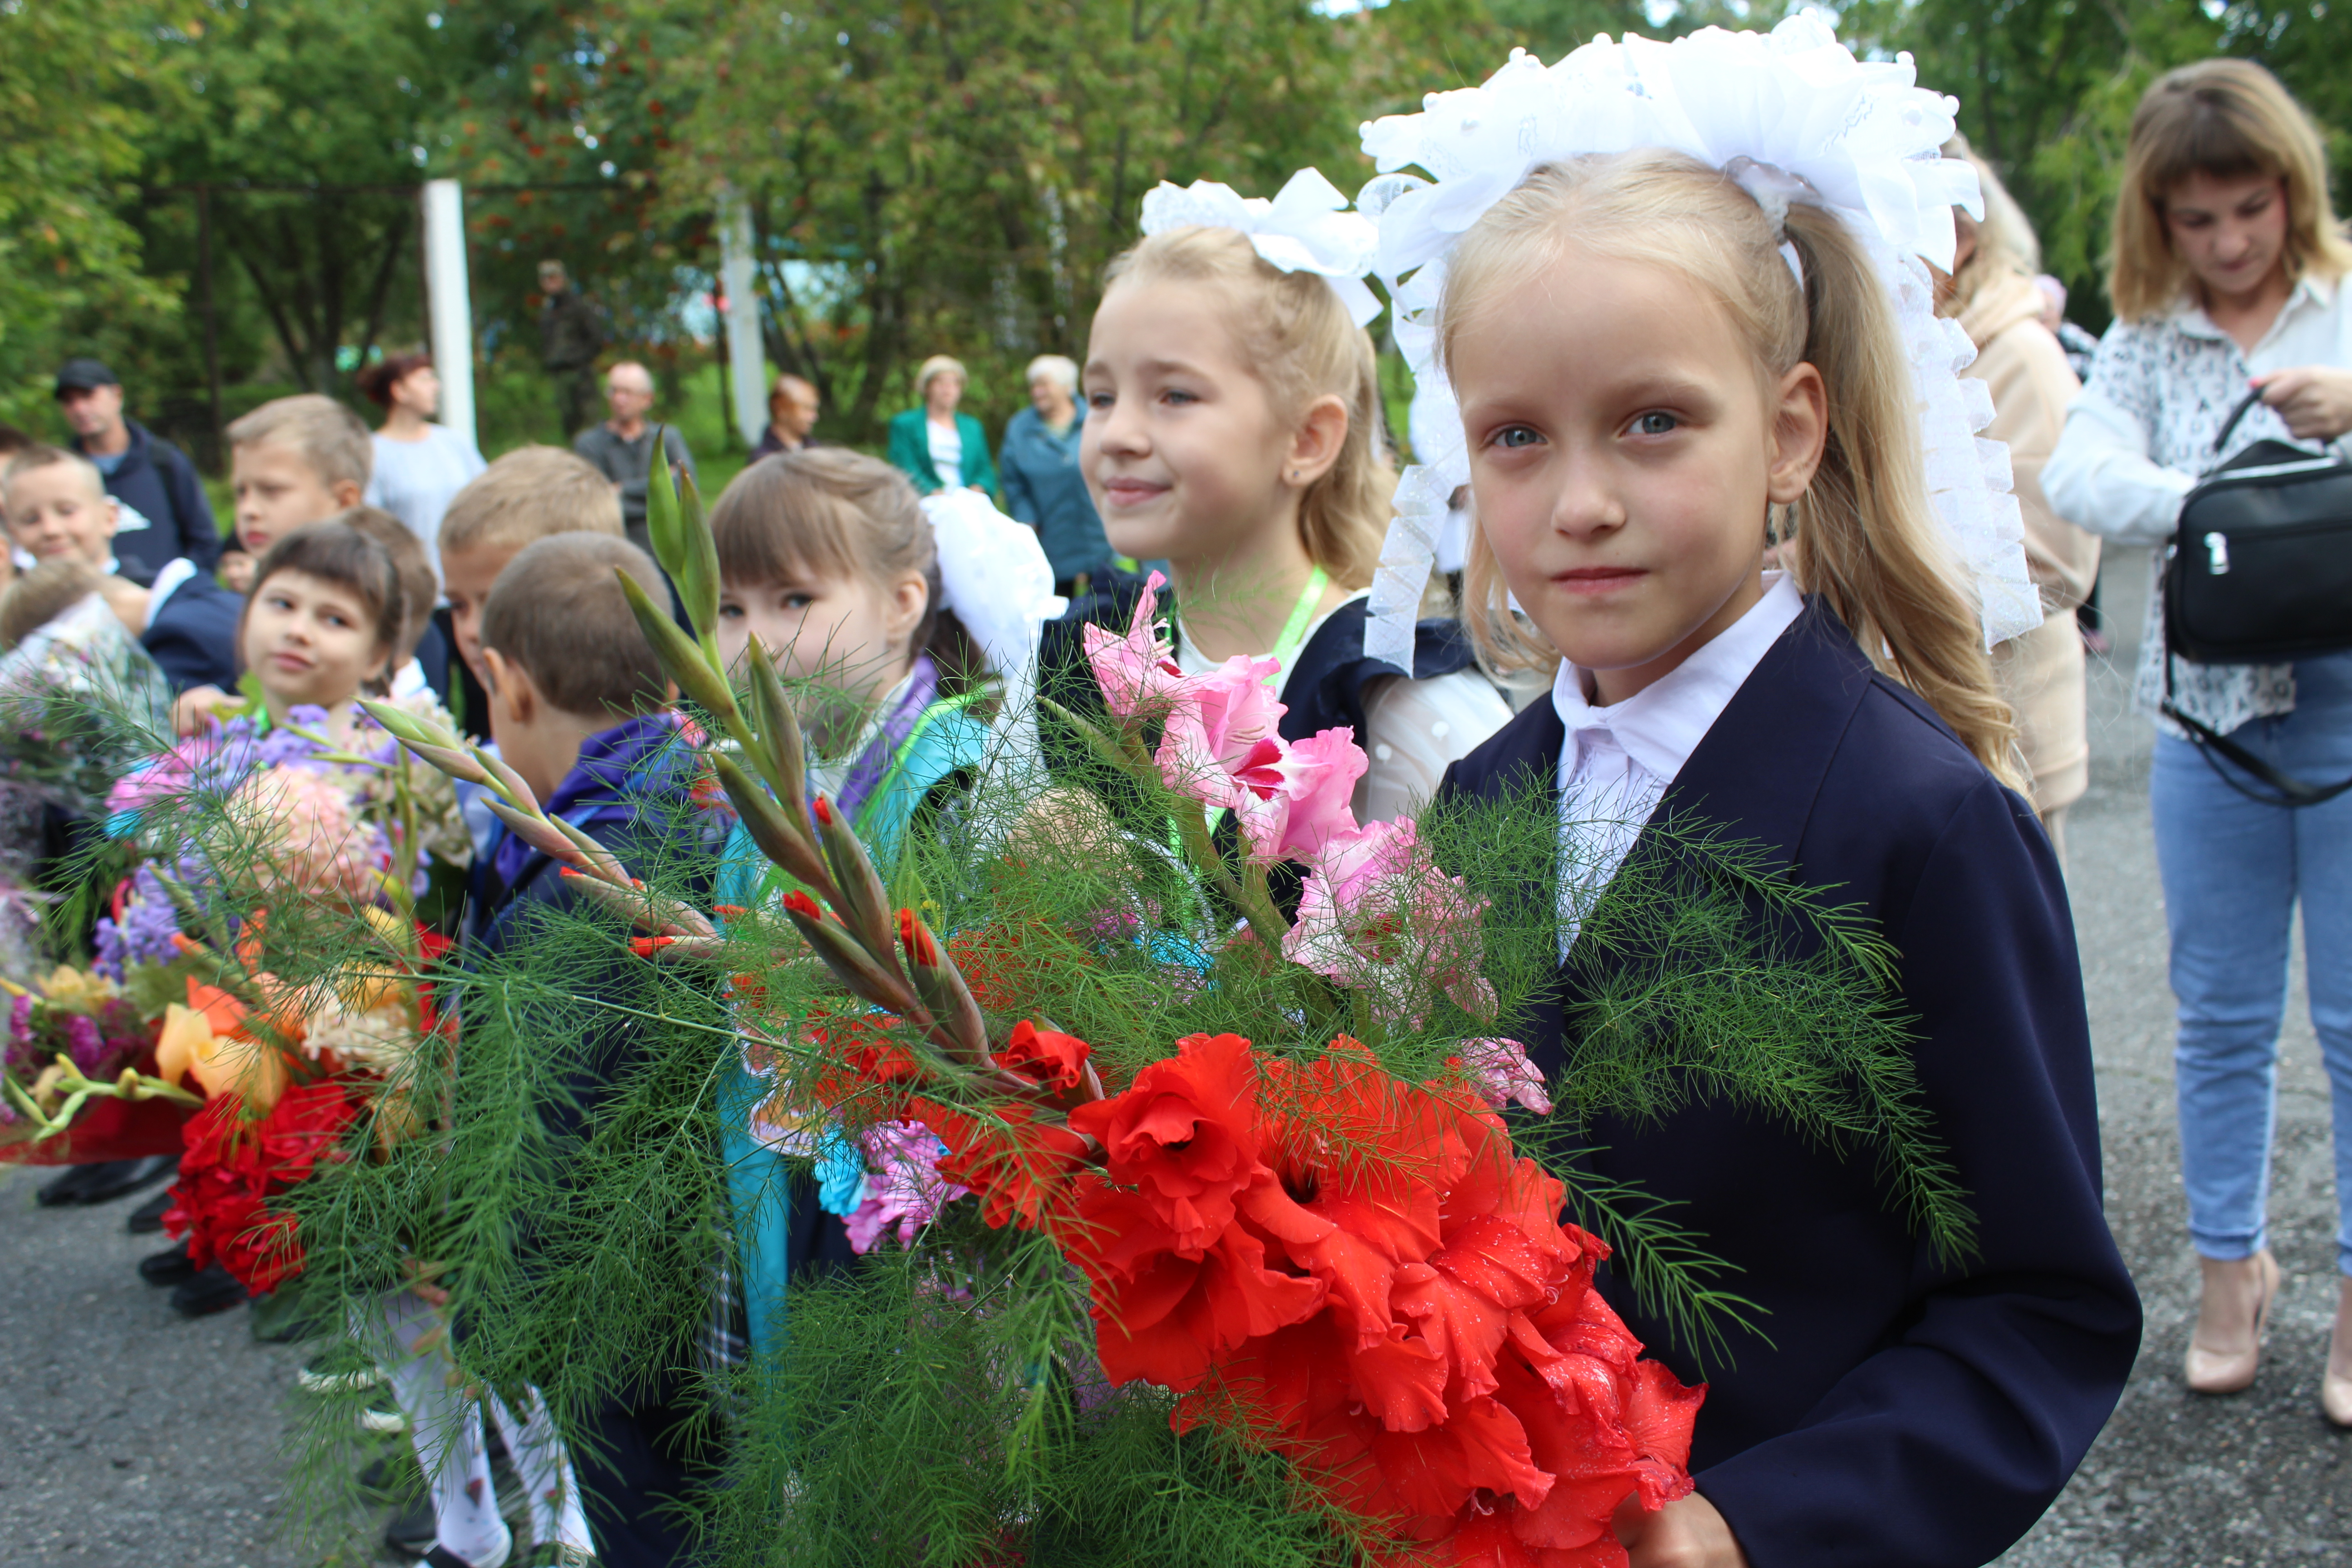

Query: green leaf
[614,568,739,730]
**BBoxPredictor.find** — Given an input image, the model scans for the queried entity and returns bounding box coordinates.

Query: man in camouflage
[539,259,606,441]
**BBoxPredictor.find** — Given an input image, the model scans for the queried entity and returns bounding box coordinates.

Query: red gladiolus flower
[921,1097,1091,1230]
[165,1079,362,1296]
[1068,1032,1269,1254]
[996,1019,1091,1093]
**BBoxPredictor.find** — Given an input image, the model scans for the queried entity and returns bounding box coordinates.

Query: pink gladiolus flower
[1460,1038,1553,1115]
[1082,571,1182,719]
[1155,653,1287,808]
[844,1120,969,1254]
[1234,727,1367,865]
[1284,819,1497,1025]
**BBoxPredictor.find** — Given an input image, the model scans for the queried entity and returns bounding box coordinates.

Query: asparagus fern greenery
[86,456,1970,1563]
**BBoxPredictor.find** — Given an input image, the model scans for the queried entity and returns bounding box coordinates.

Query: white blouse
[364,424,486,581]
[926,418,963,490]
[2043,273,2352,736]
[1554,573,1803,954]
[1175,591,1514,826]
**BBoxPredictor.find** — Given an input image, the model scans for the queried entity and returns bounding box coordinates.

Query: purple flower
[5,994,34,1071]
[64,1014,103,1075]
[99,867,188,980]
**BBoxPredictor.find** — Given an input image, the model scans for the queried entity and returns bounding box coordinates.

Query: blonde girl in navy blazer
[1428,151,2140,1568]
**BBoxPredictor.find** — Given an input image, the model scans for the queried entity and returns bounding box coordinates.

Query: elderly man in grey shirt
[573,360,696,556]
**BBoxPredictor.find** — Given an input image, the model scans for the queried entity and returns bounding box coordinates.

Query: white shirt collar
[2173,270,2337,347]
[1551,572,1804,787]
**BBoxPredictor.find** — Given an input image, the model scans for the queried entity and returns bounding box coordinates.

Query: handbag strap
[2160,658,2352,807]
[2211,384,2268,458]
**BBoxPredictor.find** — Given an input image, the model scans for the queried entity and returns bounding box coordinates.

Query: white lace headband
[1354,15,2041,664]
[1137,168,1384,329]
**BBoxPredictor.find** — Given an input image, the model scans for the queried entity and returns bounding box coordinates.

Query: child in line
[1411,56,2140,1568]
[2,445,240,692]
[707,449,1003,1366]
[473,532,717,1568]
[436,445,626,742]
[1052,193,1512,827]
[220,394,371,594]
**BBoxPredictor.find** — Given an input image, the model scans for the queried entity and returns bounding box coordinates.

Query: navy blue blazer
[1432,600,2139,1568]
[139,570,241,694]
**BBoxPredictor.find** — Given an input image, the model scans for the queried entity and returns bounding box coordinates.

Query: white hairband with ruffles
[1353,15,2041,665]
[1138,168,1384,329]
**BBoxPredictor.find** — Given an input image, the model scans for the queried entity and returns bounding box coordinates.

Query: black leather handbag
[2161,386,2352,805]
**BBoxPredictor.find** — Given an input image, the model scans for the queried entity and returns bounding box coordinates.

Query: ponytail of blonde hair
[1102,227,1393,588]
[1440,151,2023,789]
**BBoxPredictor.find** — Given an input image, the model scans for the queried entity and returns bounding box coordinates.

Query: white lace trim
[1352,15,2041,666]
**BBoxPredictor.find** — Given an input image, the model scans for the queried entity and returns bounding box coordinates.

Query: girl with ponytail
[1374,23,2139,1568]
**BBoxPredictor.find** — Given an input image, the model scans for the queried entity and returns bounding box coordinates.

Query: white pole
[720,193,766,449]
[421,179,476,451]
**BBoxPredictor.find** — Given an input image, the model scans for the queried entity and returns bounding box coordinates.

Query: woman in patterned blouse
[2046,58,2352,1426]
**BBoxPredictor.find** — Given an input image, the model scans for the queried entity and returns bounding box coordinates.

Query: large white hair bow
[1354,15,2040,663]
[1139,168,1384,329]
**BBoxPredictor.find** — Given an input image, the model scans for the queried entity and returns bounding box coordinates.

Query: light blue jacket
[718,697,993,1366]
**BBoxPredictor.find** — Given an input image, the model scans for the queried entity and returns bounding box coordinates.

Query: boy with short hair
[472,532,713,1568]
[1,445,240,693]
[221,394,372,592]
[436,445,624,737]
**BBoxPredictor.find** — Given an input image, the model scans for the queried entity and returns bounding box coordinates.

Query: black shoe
[37,1156,176,1207]
[382,1493,437,1558]
[138,1241,196,1286]
[125,1186,174,1235]
[170,1263,248,1318]
[356,1452,403,1496]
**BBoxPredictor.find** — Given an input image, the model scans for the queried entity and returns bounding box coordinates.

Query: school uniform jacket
[139,569,241,694]
[1432,598,2140,1568]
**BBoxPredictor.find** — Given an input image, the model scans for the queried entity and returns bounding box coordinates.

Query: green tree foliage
[648,0,1504,443]
[1842,0,2225,333]
[0,0,181,427]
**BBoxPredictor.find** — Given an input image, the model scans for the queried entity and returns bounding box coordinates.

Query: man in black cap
[54,358,221,583]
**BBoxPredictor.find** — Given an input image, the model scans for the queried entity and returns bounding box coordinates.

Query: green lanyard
[1177,565,1328,840]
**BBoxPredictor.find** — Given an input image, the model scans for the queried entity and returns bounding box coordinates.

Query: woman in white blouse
[358,353,485,581]
[2044,59,2352,1425]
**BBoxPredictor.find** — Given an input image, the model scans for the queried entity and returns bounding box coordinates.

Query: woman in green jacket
[885,354,997,496]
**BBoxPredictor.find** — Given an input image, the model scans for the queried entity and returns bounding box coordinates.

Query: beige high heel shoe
[2185,1250,2281,1394]
[2323,1276,2352,1428]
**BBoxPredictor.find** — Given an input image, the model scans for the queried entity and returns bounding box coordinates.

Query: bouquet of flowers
[93,697,467,1291]
[0,593,172,820]
[266,465,1968,1568]
[0,962,199,1163]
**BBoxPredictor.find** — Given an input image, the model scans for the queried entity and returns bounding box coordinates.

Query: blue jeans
[2152,651,2352,1276]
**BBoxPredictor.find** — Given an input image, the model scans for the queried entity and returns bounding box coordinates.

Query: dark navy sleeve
[139,575,242,693]
[159,441,222,571]
[1698,776,2140,1568]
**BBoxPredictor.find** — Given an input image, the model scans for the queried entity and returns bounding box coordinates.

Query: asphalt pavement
[1,544,2343,1567]
[1993,547,2350,1566]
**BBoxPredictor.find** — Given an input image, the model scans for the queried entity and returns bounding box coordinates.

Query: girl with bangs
[1048,190,1513,830]
[2046,59,2352,1422]
[704,447,1005,1365]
